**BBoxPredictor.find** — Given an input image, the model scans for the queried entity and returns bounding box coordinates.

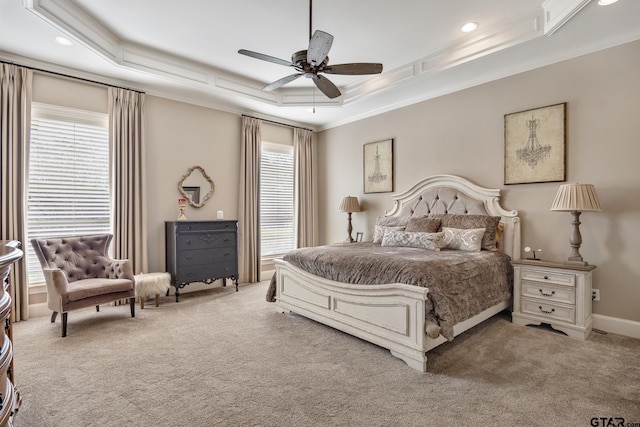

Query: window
[26,103,111,285]
[260,141,294,258]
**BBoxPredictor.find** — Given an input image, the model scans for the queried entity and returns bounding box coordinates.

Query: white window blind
[260,141,295,258]
[27,103,111,285]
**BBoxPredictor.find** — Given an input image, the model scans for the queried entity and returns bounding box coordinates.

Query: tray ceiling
[1,0,639,130]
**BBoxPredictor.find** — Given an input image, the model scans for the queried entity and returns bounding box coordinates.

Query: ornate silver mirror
[178,165,215,208]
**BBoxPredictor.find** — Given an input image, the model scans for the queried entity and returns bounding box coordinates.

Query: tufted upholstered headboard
[385,175,521,259]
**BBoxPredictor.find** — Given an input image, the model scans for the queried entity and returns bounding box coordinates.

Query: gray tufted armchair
[31,234,136,337]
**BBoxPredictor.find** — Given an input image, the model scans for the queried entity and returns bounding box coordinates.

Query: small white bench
[134,272,171,309]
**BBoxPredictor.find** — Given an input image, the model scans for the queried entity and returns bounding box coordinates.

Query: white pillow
[442,227,485,252]
[373,225,406,243]
[381,230,445,251]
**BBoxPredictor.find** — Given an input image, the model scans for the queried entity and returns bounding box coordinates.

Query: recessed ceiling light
[55,36,72,46]
[461,22,479,33]
[598,0,618,5]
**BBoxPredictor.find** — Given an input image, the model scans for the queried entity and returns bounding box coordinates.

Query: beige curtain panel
[294,127,316,248]
[0,63,32,321]
[238,116,261,283]
[109,87,148,274]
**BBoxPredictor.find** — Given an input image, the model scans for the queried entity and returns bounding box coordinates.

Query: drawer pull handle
[186,240,192,245]
[185,256,193,261]
[538,306,555,314]
[539,289,555,297]
[543,275,549,280]
[186,226,192,230]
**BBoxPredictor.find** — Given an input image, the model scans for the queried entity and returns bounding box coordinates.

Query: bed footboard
[274,259,431,372]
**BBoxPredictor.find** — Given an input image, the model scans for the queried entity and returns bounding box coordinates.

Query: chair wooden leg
[155,294,160,307]
[61,312,68,337]
[96,305,100,312]
[51,311,58,323]
[130,297,135,318]
[140,296,145,310]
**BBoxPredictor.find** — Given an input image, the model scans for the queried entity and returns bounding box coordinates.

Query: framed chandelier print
[364,139,393,193]
[504,103,566,185]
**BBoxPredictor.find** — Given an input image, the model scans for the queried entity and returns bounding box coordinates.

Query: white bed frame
[273,175,520,372]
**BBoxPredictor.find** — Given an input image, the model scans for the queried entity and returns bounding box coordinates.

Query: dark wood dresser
[0,241,23,425]
[165,220,238,302]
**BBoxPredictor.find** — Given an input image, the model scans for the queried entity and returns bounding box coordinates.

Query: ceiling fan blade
[238,49,292,67]
[263,73,303,91]
[307,30,334,66]
[323,63,383,75]
[312,74,341,99]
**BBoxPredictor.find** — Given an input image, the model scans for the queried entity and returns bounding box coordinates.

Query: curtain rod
[1,59,145,94]
[242,114,312,132]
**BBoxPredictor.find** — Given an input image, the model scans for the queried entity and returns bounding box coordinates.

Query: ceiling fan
[238,0,383,99]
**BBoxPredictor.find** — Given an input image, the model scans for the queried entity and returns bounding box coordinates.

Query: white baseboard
[593,314,640,339]
[28,302,50,318]
[260,268,275,282]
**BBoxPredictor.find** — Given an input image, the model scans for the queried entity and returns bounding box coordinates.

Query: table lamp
[339,196,361,243]
[550,183,602,265]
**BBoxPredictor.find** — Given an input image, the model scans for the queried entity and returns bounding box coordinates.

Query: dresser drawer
[521,268,575,287]
[176,261,237,284]
[177,232,236,250]
[176,221,236,232]
[177,248,237,267]
[521,281,575,304]
[521,298,575,324]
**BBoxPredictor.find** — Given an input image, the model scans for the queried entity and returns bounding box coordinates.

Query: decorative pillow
[405,216,441,233]
[439,214,501,251]
[375,216,410,227]
[442,227,485,252]
[381,230,445,251]
[373,216,410,243]
[373,225,406,243]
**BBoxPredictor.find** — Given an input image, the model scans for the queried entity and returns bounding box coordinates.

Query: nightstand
[511,259,595,340]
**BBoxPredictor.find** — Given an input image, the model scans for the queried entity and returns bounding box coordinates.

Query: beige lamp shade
[550,183,602,212]
[339,196,361,213]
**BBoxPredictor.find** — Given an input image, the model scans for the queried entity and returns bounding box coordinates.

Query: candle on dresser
[217,210,224,219]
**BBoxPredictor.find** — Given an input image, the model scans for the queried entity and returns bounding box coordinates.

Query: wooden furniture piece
[0,240,23,425]
[165,220,238,302]
[31,235,136,337]
[512,259,594,340]
[273,175,521,372]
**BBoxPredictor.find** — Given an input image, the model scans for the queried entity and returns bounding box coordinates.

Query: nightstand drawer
[521,282,575,304]
[521,298,575,324]
[521,269,575,287]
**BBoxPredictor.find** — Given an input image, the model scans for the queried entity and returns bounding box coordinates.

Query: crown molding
[24,0,548,110]
[542,0,591,36]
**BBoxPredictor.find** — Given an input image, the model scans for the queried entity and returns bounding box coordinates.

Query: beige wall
[28,78,297,302]
[145,97,241,274]
[317,40,640,323]
[27,40,640,324]
[29,76,245,301]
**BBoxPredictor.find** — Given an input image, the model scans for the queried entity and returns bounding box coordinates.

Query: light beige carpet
[12,281,640,427]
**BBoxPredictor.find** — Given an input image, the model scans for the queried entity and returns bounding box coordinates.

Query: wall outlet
[592,289,600,302]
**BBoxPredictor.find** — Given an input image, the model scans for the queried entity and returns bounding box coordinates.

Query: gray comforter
[266,243,513,340]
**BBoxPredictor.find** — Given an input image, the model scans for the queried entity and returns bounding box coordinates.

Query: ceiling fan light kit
[238,0,383,99]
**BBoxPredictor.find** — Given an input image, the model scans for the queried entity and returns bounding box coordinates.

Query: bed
[268,174,520,372]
